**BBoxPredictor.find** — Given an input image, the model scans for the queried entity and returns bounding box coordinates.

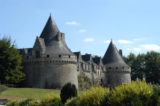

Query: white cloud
[118,40,133,44]
[78,29,86,33]
[83,38,94,43]
[133,48,142,52]
[140,44,160,51]
[133,38,145,41]
[104,40,111,44]
[65,21,79,25]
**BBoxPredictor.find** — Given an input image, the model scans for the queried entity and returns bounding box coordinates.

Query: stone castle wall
[23,57,78,89]
[104,67,131,87]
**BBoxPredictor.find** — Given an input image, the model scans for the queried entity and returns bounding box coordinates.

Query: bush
[78,73,92,90]
[103,81,154,106]
[5,96,62,106]
[26,99,41,106]
[5,100,17,106]
[40,95,62,106]
[0,85,8,93]
[60,83,77,104]
[151,85,160,106]
[66,86,108,106]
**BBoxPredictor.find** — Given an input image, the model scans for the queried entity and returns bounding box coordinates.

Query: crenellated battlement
[23,57,77,64]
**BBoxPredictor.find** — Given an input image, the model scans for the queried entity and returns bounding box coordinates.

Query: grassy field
[0,88,60,100]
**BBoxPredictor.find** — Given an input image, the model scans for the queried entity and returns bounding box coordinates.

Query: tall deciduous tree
[0,37,25,86]
[145,51,160,84]
[124,51,160,84]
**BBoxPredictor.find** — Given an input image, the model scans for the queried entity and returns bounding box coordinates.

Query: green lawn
[0,88,60,99]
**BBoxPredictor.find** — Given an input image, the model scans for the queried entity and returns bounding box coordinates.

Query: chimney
[119,49,122,56]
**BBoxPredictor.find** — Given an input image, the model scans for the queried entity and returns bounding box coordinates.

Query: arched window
[59,55,61,58]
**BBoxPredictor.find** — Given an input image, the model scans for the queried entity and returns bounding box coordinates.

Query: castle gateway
[19,15,131,89]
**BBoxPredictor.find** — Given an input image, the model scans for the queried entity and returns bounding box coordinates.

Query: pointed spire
[103,41,127,65]
[40,15,59,44]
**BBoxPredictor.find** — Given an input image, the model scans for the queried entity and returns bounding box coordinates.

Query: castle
[19,15,131,89]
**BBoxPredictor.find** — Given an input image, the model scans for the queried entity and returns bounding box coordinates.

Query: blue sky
[0,0,160,56]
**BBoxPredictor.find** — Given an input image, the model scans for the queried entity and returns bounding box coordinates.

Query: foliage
[5,95,62,106]
[66,86,108,106]
[103,81,155,106]
[145,52,160,84]
[78,72,92,90]
[124,51,160,84]
[60,83,77,104]
[5,100,17,106]
[25,99,41,106]
[0,37,25,86]
[40,95,62,106]
[0,85,8,93]
[66,81,160,106]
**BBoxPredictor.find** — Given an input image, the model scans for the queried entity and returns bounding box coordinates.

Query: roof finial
[111,39,113,43]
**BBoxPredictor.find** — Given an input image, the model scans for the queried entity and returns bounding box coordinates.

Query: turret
[22,15,78,89]
[103,40,131,87]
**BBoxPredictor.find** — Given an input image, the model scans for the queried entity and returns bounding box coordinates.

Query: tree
[124,52,160,84]
[145,51,160,84]
[124,53,145,80]
[60,83,77,104]
[0,37,25,86]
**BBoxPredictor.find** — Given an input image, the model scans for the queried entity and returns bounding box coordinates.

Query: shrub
[105,81,154,106]
[16,99,33,106]
[40,95,62,106]
[66,86,108,106]
[5,96,62,106]
[26,99,41,106]
[151,85,160,106]
[0,85,8,93]
[60,83,77,104]
[78,73,92,90]
[5,100,17,106]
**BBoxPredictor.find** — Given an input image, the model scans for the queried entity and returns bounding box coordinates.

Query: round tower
[102,41,131,87]
[23,15,78,89]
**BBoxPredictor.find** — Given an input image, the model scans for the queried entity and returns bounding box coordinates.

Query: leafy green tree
[145,51,160,84]
[124,53,145,80]
[124,51,160,84]
[0,37,25,86]
[60,83,77,104]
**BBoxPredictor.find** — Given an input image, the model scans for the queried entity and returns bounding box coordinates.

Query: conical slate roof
[40,15,59,45]
[103,41,128,66]
[39,15,73,55]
